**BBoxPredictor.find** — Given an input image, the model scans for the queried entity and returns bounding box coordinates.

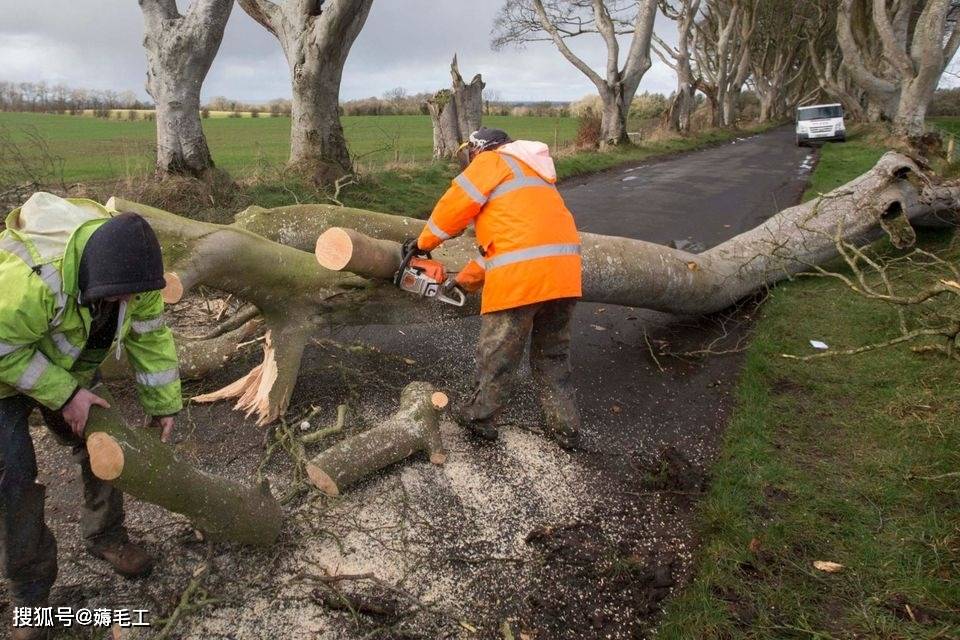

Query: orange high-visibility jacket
[417,145,582,314]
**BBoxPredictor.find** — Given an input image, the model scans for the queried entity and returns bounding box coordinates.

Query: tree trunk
[427,56,485,160]
[290,59,351,171]
[140,0,233,177]
[600,89,630,147]
[85,386,282,545]
[105,152,960,425]
[237,0,375,172]
[305,382,448,496]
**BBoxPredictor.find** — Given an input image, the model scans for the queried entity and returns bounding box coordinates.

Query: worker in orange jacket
[408,128,582,449]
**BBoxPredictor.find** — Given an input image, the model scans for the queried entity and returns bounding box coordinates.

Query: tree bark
[85,385,283,545]
[427,56,485,160]
[654,0,701,133]
[305,382,448,496]
[139,0,233,177]
[106,152,960,425]
[237,0,374,171]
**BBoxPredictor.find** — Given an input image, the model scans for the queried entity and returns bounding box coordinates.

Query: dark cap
[468,128,512,153]
[79,213,165,303]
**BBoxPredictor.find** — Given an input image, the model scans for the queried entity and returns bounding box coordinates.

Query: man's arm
[417,152,510,251]
[123,290,182,422]
[0,279,79,410]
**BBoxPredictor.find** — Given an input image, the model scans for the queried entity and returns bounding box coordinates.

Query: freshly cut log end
[306,381,447,495]
[87,432,125,481]
[163,272,184,304]
[305,464,340,497]
[315,227,355,271]
[431,392,449,410]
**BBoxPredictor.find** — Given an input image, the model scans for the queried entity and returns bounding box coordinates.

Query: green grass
[0,111,581,182]
[658,131,960,639]
[803,129,886,202]
[929,116,960,139]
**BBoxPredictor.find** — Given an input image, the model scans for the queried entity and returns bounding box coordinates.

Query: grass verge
[658,130,960,639]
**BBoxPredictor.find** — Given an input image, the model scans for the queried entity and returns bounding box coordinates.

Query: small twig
[302,403,349,445]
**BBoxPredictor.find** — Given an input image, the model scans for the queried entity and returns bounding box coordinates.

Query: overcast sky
[0,0,681,103]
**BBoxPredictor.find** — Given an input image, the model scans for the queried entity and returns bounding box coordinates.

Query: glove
[401,238,428,259]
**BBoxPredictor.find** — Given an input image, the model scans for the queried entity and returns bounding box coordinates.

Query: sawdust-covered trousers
[0,394,126,604]
[460,298,580,435]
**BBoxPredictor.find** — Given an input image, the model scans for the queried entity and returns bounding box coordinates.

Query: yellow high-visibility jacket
[0,194,181,415]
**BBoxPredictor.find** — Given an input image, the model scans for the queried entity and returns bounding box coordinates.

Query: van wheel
[796,137,805,147]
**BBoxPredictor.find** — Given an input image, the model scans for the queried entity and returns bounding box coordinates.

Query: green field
[0,111,580,182]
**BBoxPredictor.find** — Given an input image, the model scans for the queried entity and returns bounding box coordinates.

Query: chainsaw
[393,243,466,307]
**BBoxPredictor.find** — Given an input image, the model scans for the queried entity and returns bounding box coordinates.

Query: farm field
[0,111,580,182]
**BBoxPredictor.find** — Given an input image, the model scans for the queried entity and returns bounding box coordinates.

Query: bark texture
[694,0,756,128]
[305,382,447,496]
[85,386,282,545]
[427,56,485,160]
[139,0,233,177]
[492,0,659,146]
[237,0,374,170]
[106,152,960,425]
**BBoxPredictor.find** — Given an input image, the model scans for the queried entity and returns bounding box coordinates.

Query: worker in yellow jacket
[410,128,582,449]
[0,193,181,640]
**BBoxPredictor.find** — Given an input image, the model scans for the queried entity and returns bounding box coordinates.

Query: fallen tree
[85,385,283,545]
[106,152,960,426]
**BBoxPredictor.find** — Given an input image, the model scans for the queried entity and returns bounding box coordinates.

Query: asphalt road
[562,126,814,464]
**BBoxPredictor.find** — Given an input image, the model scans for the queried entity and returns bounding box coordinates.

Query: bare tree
[654,0,702,132]
[838,0,960,137]
[139,0,233,177]
[806,0,868,121]
[237,0,374,172]
[427,56,485,160]
[748,0,809,122]
[492,0,659,146]
[694,0,757,127]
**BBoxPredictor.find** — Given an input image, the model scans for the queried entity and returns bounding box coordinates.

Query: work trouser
[0,394,126,604]
[460,298,580,436]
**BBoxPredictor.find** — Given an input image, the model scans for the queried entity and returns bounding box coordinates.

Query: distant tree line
[0,81,150,115]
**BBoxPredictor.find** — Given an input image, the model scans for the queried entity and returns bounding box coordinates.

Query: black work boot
[87,540,153,578]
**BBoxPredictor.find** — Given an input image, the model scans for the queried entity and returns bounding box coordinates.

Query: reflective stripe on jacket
[0,198,182,415]
[417,150,582,313]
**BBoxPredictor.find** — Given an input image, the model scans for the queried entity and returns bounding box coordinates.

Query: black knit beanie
[78,213,165,303]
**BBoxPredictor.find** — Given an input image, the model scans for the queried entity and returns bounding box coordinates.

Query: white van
[796,103,846,146]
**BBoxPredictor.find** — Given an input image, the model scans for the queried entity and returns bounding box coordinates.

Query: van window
[797,106,843,121]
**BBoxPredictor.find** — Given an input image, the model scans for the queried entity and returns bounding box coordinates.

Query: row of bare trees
[138,1,959,177]
[491,0,960,144]
[0,81,149,114]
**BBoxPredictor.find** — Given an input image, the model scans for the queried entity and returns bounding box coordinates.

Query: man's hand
[62,388,111,438]
[146,416,175,443]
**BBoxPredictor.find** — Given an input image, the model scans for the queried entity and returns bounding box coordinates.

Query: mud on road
[14,128,814,640]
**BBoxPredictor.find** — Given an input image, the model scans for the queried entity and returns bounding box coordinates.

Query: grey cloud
[0,0,680,102]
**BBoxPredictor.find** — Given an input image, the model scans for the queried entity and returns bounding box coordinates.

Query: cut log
[315,227,401,280]
[305,382,448,496]
[85,385,282,545]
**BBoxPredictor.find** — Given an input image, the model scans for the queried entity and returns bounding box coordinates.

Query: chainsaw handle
[435,283,466,307]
